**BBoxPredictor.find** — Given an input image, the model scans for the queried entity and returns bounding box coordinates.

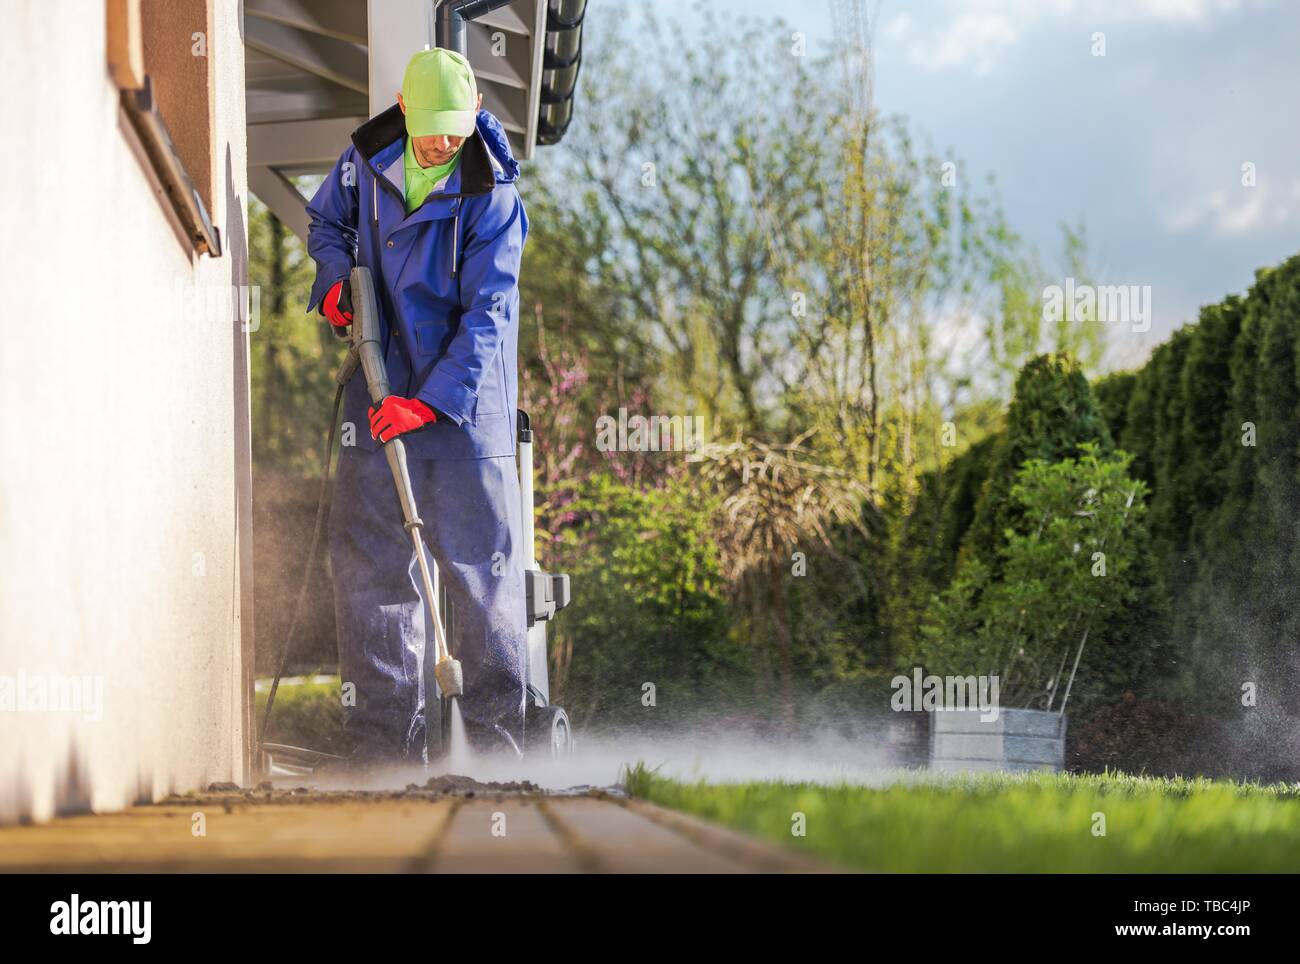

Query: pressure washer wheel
[525,704,573,758]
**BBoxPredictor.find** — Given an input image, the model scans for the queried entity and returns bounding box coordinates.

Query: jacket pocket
[473,347,508,418]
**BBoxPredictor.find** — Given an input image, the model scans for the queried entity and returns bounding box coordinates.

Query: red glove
[369,396,437,442]
[320,279,353,329]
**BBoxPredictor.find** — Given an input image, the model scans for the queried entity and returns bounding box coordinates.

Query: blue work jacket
[306,107,527,459]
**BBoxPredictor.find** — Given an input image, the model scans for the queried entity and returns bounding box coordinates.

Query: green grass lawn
[624,764,1300,872]
[254,675,347,755]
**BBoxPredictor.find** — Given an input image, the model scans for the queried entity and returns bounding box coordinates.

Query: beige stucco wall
[0,2,252,823]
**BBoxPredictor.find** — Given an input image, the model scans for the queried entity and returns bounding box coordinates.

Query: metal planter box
[929,708,1066,773]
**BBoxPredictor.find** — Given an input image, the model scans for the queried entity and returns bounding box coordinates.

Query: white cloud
[1100,0,1246,22]
[1164,179,1300,237]
[883,0,1262,74]
[909,12,1020,75]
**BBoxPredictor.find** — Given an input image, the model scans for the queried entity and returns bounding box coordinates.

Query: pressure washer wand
[344,266,462,699]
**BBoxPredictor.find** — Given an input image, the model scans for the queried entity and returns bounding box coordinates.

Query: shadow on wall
[0,748,91,823]
[0,742,165,825]
[228,146,256,769]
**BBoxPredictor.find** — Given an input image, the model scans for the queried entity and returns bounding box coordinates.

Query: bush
[255,677,347,755]
[543,472,745,728]
[917,444,1162,713]
[963,353,1113,572]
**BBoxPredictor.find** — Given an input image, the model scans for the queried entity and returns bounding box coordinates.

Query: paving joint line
[406,796,464,873]
[612,796,832,872]
[534,797,606,873]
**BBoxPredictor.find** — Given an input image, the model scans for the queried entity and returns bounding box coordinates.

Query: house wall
[0,1,252,822]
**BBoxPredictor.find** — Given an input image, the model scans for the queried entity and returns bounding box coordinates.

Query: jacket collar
[351,104,496,197]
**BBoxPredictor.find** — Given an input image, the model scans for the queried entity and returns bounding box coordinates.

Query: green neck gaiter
[403,136,462,214]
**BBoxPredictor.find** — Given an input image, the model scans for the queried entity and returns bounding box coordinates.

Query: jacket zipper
[451,210,459,279]
[365,155,486,278]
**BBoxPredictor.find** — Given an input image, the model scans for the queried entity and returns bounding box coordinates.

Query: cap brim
[405,108,476,138]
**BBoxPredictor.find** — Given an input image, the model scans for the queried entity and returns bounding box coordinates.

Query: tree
[987,220,1108,380]
[247,197,340,475]
[544,6,820,435]
[962,353,1113,573]
[752,0,1023,500]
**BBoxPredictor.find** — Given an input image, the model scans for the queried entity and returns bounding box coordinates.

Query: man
[305,48,528,762]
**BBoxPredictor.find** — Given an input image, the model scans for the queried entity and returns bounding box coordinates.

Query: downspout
[432,0,513,281]
[435,0,517,56]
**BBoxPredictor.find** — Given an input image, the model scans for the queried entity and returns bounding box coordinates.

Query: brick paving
[0,789,830,874]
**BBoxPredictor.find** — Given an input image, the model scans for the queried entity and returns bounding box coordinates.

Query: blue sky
[626,0,1300,364]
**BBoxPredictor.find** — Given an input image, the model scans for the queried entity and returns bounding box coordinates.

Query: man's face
[396,91,483,168]
[411,133,464,167]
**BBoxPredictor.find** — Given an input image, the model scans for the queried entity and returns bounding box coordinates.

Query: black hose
[258,382,347,754]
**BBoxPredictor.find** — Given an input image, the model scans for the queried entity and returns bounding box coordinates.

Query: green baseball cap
[401,48,478,138]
